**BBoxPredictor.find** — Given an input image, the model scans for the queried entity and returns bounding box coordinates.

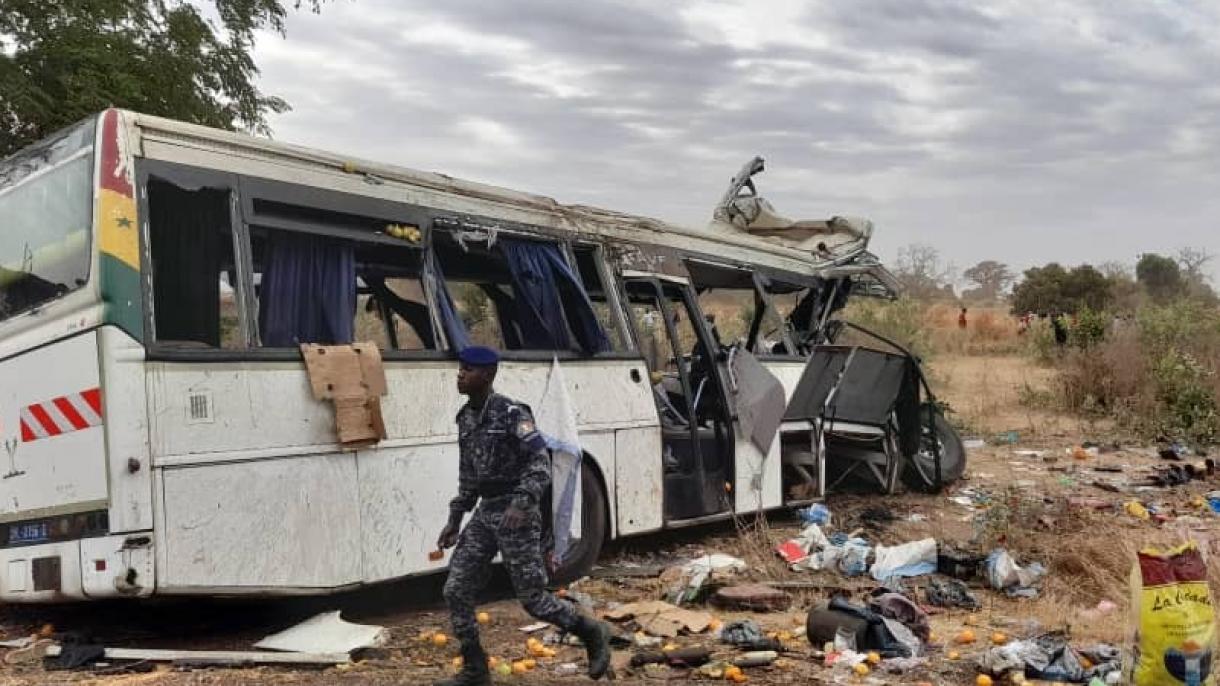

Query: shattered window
[148,179,240,348]
[431,230,611,353]
[573,246,627,351]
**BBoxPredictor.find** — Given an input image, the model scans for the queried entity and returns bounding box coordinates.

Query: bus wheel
[551,463,608,585]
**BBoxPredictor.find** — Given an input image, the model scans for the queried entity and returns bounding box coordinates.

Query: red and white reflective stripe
[20,388,103,442]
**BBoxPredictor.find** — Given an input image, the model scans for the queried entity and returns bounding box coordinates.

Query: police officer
[437,346,612,686]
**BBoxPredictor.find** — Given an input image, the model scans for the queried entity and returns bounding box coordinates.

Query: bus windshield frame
[0,117,97,323]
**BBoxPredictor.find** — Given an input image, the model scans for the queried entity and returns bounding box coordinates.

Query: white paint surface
[99,327,153,532]
[0,332,107,520]
[80,534,154,598]
[613,427,663,534]
[160,454,362,589]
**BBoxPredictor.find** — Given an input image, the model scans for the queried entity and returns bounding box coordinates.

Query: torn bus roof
[125,111,893,287]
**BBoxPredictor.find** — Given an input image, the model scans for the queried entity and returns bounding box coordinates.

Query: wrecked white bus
[0,111,955,603]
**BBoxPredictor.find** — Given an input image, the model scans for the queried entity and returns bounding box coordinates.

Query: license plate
[9,522,49,545]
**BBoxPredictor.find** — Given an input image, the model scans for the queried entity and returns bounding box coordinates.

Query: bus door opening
[624,279,733,521]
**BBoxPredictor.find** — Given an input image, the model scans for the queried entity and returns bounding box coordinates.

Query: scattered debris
[604,600,714,637]
[869,592,931,642]
[937,545,984,579]
[43,645,350,667]
[963,438,987,449]
[984,549,1046,598]
[254,611,387,655]
[926,578,981,610]
[870,538,937,581]
[517,622,550,634]
[796,503,832,525]
[664,553,746,605]
[732,650,778,667]
[589,562,667,579]
[629,646,710,668]
[713,583,792,612]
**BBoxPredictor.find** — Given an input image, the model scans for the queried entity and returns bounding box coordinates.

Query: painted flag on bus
[535,357,582,562]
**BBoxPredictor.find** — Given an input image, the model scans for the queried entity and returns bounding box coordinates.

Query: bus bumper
[0,533,155,603]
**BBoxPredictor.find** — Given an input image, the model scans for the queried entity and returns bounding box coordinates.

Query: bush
[1048,301,1220,445]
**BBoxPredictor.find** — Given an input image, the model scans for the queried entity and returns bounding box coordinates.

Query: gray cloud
[253,0,1220,283]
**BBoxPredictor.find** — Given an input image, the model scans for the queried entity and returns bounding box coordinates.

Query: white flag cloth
[535,357,582,561]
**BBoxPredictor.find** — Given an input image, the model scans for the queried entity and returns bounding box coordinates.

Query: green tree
[1010,263,1112,315]
[1136,253,1185,304]
[0,0,324,156]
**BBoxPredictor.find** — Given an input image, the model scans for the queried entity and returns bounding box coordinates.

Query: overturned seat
[782,345,922,496]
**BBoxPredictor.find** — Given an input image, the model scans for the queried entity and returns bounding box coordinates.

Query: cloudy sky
[253,0,1220,284]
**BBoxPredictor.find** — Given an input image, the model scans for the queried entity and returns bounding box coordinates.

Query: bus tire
[901,408,966,492]
[551,461,608,585]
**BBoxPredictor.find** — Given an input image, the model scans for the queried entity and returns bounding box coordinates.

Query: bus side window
[247,227,435,350]
[431,231,611,354]
[147,179,242,349]
[573,247,627,351]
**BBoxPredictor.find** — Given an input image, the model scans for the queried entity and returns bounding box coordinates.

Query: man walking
[437,346,612,685]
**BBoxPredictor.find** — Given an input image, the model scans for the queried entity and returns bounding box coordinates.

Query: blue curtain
[258,232,356,347]
[501,239,610,354]
[425,252,472,351]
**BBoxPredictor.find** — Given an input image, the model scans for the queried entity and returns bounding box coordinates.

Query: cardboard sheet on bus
[300,342,388,448]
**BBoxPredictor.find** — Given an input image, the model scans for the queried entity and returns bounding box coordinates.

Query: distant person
[1052,314,1068,346]
[958,307,968,330]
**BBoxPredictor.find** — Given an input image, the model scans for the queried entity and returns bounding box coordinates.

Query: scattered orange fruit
[853,663,870,677]
[488,656,501,669]
[476,611,491,624]
[431,632,449,647]
[522,659,537,670]
[949,651,962,660]
[1080,657,1093,669]
[729,673,748,684]
[723,665,743,681]
[977,675,994,686]
[663,643,677,652]
[956,629,977,644]
[708,618,723,631]
[866,651,880,665]
[991,632,1008,645]
[451,656,463,669]
[511,661,528,675]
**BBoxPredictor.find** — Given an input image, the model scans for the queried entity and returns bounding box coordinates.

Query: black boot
[573,615,612,680]
[434,641,490,686]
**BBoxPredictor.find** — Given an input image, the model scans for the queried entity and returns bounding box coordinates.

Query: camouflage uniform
[443,393,579,647]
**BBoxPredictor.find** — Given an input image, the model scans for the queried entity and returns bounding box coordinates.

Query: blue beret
[458,345,500,366]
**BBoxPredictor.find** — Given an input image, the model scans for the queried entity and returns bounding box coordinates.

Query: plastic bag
[1129,542,1216,686]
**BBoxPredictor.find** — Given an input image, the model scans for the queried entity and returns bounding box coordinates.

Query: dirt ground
[1,351,1217,685]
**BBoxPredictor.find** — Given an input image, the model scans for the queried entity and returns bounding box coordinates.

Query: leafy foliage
[0,0,324,156]
[1010,263,1112,316]
[1136,253,1185,304]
